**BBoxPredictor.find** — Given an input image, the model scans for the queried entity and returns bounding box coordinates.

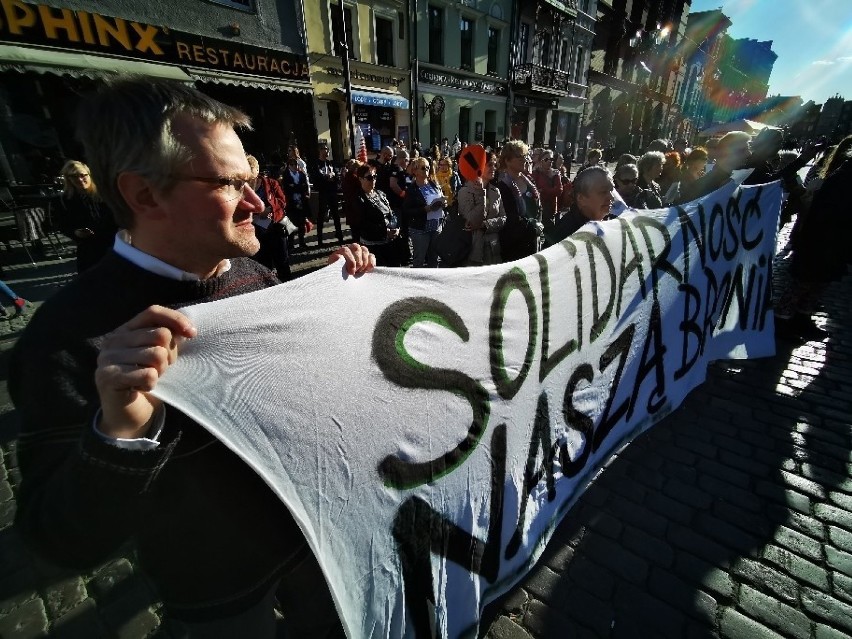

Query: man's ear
[116,172,166,221]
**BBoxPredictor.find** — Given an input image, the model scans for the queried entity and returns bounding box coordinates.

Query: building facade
[507,0,594,155]
[583,0,692,156]
[411,0,512,150]
[304,0,410,162]
[0,0,313,183]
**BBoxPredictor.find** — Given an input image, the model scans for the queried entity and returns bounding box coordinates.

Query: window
[519,22,530,64]
[560,39,569,71]
[208,0,254,11]
[487,27,500,74]
[460,18,474,70]
[430,110,443,146]
[376,16,394,65]
[331,3,356,59]
[575,46,584,83]
[459,107,471,143]
[429,6,444,65]
[539,32,551,67]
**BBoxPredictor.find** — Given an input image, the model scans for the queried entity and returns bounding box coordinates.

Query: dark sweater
[10,251,307,617]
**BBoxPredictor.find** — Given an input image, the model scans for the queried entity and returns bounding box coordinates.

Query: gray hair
[637,151,665,176]
[573,166,611,196]
[614,163,639,181]
[75,76,252,229]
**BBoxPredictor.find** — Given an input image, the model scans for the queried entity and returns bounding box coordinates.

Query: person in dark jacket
[403,157,446,267]
[11,77,374,638]
[280,158,311,248]
[353,163,404,266]
[496,140,543,262]
[551,166,615,243]
[775,138,852,341]
[59,160,117,273]
[311,144,343,246]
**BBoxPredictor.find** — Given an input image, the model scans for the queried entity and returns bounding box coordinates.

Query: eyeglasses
[541,157,553,162]
[361,174,377,181]
[69,173,89,179]
[171,175,252,201]
[618,178,637,184]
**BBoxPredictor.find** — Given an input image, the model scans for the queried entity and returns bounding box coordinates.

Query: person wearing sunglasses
[11,77,374,639]
[613,163,649,209]
[354,163,403,266]
[59,159,117,273]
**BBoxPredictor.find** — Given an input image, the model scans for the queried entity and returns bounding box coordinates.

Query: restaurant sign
[0,0,310,82]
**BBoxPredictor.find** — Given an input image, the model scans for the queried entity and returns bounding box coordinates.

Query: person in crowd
[615,153,637,170]
[353,163,403,267]
[496,140,543,262]
[613,163,649,209]
[403,157,445,268]
[658,151,682,196]
[387,149,411,211]
[287,146,307,173]
[664,147,707,204]
[554,155,574,212]
[281,156,311,249]
[388,149,414,265]
[0,279,28,318]
[674,131,751,204]
[579,148,603,172]
[775,136,852,341]
[435,156,462,208]
[743,128,822,189]
[247,154,291,282]
[646,138,670,154]
[673,138,689,162]
[373,146,395,196]
[457,151,505,266]
[551,166,616,242]
[532,150,563,229]
[564,143,574,176]
[312,144,343,246]
[636,151,666,209]
[440,137,450,159]
[59,160,117,273]
[10,77,374,639]
[342,159,364,244]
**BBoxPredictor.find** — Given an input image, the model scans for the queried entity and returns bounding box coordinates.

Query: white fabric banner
[154,180,781,639]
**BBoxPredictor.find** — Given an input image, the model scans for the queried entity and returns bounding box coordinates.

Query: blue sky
[689,0,852,105]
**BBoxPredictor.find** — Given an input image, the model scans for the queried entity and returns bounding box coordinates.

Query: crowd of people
[4,73,851,638]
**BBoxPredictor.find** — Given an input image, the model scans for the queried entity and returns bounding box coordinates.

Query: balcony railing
[514,63,586,96]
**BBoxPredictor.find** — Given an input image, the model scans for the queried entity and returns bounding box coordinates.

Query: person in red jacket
[248,155,292,281]
[532,150,563,231]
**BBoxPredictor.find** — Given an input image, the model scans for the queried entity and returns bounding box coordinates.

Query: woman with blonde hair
[59,160,116,273]
[435,156,462,207]
[403,156,446,267]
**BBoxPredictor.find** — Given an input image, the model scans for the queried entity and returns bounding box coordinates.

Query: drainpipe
[504,0,520,141]
[338,2,356,157]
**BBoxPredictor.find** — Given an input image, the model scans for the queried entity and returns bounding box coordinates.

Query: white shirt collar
[113,230,231,281]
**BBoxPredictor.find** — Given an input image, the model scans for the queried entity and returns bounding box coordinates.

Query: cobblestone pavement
[1,217,851,638]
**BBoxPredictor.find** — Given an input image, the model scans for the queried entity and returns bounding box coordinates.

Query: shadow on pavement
[480,265,852,637]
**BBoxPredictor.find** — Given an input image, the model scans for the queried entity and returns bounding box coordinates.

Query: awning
[351,89,409,110]
[186,68,312,94]
[0,44,192,82]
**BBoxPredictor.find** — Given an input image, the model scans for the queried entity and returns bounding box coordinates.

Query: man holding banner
[10,78,373,637]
